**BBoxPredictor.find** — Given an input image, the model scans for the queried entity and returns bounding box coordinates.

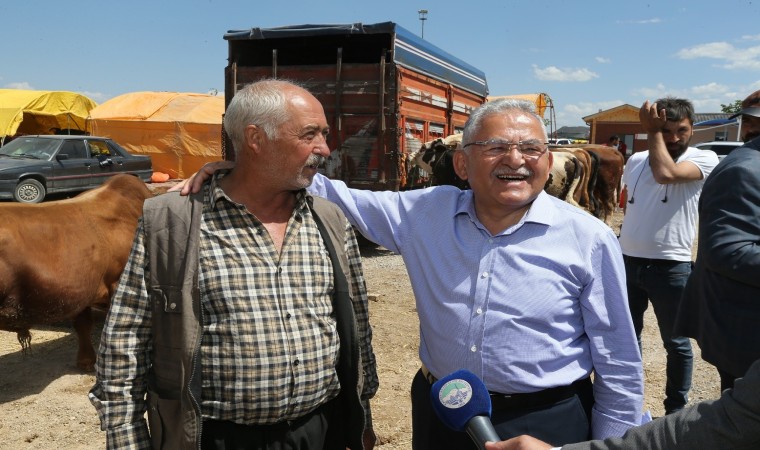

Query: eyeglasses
[462,139,549,159]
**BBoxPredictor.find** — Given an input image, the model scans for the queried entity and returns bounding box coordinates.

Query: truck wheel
[14,179,46,203]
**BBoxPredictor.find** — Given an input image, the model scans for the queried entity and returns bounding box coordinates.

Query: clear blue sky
[2,0,758,129]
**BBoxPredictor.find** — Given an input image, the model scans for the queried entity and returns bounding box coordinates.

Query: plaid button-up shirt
[90,175,378,448]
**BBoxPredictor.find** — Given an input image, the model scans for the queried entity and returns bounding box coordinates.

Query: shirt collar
[453,189,556,233]
[207,170,229,209]
[208,169,310,214]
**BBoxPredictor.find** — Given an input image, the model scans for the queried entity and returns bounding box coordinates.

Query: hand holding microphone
[430,369,501,449]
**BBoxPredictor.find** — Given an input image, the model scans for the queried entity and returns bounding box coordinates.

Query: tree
[721,100,742,114]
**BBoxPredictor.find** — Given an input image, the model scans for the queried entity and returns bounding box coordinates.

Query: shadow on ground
[0,314,104,404]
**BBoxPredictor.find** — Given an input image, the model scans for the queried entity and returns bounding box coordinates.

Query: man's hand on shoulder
[167,160,234,195]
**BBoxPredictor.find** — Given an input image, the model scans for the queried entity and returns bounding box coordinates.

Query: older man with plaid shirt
[89,79,378,450]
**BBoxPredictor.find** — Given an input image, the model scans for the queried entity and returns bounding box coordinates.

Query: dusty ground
[0,210,720,449]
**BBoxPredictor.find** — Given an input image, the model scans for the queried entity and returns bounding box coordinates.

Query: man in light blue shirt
[177,92,644,449]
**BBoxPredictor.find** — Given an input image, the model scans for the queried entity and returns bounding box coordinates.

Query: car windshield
[0,138,58,160]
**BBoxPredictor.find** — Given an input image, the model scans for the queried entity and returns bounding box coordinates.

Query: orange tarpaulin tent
[87,92,224,179]
[0,89,97,142]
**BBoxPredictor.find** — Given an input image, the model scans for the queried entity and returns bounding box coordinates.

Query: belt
[421,364,438,384]
[489,376,592,411]
[421,365,591,411]
[623,255,690,265]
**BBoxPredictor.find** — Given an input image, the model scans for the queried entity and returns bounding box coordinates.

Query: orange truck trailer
[223,21,488,191]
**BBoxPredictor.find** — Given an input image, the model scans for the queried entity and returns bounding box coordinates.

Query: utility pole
[418,9,428,39]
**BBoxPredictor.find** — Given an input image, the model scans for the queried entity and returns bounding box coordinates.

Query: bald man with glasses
[177,96,644,449]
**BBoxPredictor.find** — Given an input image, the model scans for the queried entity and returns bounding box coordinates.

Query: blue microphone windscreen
[430,369,492,432]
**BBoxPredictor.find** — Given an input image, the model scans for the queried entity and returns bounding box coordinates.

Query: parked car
[0,135,152,203]
[549,138,575,146]
[695,141,743,160]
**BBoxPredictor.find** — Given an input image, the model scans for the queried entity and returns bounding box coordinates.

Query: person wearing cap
[675,89,760,391]
[618,97,718,416]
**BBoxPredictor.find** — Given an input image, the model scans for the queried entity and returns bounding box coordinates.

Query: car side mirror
[56,154,69,161]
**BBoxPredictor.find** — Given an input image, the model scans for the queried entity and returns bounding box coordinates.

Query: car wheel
[14,179,46,203]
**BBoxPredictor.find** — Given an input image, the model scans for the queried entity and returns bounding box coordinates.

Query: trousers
[200,400,338,450]
[624,255,694,414]
[411,369,593,449]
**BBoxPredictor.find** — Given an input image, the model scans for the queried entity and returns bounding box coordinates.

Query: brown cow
[581,145,624,224]
[568,148,595,209]
[551,146,603,213]
[0,174,151,372]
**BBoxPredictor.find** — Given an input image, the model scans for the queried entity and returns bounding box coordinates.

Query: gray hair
[223,79,306,152]
[462,99,547,150]
[653,96,695,125]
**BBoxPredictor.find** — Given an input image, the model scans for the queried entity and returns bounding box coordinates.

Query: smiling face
[454,110,552,222]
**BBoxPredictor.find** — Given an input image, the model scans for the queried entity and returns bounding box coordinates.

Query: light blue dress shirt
[309,174,643,439]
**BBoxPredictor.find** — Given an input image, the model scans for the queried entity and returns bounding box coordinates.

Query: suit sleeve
[699,157,760,287]
[562,358,760,450]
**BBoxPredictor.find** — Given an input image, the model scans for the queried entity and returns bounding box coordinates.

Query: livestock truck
[223,21,488,190]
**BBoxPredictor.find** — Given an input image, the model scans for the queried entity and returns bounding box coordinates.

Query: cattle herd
[409,135,624,224]
[0,139,624,372]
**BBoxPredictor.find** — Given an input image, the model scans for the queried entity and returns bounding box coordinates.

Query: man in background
[618,97,718,415]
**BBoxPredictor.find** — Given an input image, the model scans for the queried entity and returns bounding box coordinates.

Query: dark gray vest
[142,190,365,449]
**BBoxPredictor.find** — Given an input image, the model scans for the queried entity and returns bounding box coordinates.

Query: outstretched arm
[168,161,234,194]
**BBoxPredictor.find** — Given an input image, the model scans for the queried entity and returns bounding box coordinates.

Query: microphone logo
[438,378,474,409]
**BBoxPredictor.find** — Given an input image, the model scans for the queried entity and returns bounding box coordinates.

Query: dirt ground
[0,210,721,449]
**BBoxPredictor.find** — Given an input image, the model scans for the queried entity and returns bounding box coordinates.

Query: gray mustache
[306,155,326,167]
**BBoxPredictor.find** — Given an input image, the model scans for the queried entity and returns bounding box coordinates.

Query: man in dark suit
[486,358,760,449]
[676,89,760,391]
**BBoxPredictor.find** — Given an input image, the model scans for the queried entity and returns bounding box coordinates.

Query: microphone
[430,369,501,449]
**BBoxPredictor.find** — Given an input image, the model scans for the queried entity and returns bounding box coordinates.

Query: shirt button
[470,346,477,352]
[286,313,292,319]
[294,359,300,366]
[481,272,489,278]
[476,308,483,315]
[169,303,177,310]
[488,239,493,244]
